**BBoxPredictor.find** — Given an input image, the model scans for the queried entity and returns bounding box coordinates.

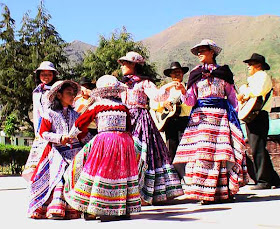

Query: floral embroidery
[97,110,127,132]
[197,77,225,99]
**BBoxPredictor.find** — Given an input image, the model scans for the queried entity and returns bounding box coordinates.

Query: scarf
[33,83,52,93]
[121,74,156,86]
[187,64,234,89]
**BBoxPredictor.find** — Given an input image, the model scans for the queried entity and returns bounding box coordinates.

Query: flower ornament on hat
[92,75,127,98]
[191,39,222,56]
[47,80,81,102]
[118,51,145,66]
[35,61,59,74]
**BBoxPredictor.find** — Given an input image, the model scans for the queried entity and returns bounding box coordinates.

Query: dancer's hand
[163,101,173,111]
[175,82,186,95]
[162,81,178,92]
[61,135,73,146]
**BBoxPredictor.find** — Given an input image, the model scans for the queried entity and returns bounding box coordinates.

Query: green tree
[18,0,68,77]
[4,113,18,139]
[0,4,26,128]
[82,27,157,83]
[0,1,68,132]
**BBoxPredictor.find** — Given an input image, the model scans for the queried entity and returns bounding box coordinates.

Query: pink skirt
[64,131,141,216]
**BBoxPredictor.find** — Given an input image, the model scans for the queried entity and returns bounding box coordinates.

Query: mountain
[142,15,280,86]
[64,40,96,66]
[65,15,280,87]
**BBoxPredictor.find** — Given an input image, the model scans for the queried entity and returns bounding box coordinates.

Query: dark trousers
[246,110,280,186]
[163,116,189,162]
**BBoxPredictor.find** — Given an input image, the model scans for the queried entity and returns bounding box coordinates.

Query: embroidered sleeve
[69,107,97,138]
[143,80,170,102]
[225,82,238,111]
[181,84,197,106]
[32,92,44,134]
[39,117,63,144]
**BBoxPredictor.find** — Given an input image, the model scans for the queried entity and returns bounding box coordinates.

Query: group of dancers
[22,38,279,221]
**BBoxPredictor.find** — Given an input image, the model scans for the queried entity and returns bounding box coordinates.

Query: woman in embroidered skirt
[22,61,59,182]
[118,51,184,205]
[28,80,90,219]
[173,39,249,204]
[64,75,141,220]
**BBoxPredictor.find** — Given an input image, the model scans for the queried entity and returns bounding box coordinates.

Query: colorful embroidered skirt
[173,98,249,201]
[22,136,48,182]
[28,143,82,219]
[64,131,141,216]
[129,108,184,204]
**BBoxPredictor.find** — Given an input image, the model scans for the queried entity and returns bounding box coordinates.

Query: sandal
[47,213,64,220]
[200,200,216,205]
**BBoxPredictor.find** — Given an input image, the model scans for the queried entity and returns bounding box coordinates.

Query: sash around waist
[195,98,228,109]
[194,98,242,130]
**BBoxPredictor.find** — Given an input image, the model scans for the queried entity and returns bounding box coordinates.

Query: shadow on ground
[133,206,231,222]
[236,193,280,203]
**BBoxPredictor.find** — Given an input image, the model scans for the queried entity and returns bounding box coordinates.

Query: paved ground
[0,176,280,229]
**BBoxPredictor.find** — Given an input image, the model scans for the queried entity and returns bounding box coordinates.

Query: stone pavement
[0,176,280,229]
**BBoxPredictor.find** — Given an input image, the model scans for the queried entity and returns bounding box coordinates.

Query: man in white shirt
[238,53,280,190]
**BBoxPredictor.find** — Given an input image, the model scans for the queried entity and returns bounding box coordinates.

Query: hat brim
[35,66,59,74]
[190,44,222,56]
[47,80,81,102]
[117,57,145,66]
[243,59,270,70]
[91,86,127,98]
[164,67,189,77]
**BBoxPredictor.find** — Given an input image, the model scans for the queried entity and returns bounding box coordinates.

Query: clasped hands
[61,135,75,146]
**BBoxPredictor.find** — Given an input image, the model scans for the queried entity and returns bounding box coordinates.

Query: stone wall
[245,136,280,175]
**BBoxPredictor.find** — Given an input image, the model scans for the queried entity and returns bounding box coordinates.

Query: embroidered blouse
[69,99,131,137]
[32,84,51,134]
[39,108,91,163]
[39,108,81,144]
[182,65,238,111]
[122,79,170,109]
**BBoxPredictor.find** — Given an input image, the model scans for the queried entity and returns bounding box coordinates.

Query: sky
[1,0,279,46]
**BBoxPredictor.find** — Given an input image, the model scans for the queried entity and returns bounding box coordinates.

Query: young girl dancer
[173,39,248,204]
[22,61,58,181]
[64,75,141,221]
[118,51,184,205]
[28,80,90,219]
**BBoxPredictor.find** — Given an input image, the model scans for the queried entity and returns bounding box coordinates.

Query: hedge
[0,144,31,174]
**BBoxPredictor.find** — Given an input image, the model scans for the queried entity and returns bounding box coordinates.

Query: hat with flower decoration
[91,75,127,98]
[47,80,81,102]
[191,39,222,56]
[118,51,145,66]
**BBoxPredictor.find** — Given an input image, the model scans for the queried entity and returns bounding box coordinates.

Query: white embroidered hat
[191,39,222,56]
[47,80,81,102]
[92,75,127,98]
